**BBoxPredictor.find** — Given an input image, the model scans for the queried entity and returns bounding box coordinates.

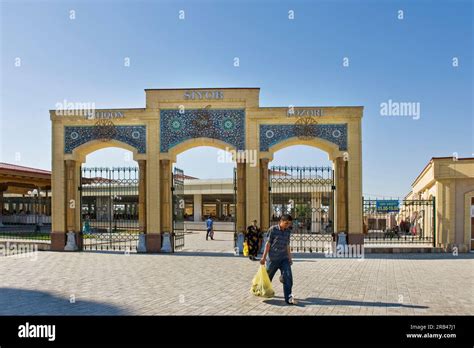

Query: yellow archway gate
[50,88,363,252]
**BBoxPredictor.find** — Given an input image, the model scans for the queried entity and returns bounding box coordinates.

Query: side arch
[66,139,142,163]
[264,136,345,162]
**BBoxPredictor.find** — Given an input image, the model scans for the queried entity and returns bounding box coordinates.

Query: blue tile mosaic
[64,125,147,154]
[160,109,245,152]
[259,123,347,151]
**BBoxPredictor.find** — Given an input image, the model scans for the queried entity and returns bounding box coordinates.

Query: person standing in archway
[260,214,297,305]
[206,215,214,240]
[245,220,261,261]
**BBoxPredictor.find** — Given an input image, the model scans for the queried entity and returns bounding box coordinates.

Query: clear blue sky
[1,0,472,198]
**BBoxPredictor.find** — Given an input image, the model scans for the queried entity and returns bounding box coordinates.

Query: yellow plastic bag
[243,242,249,256]
[250,265,274,298]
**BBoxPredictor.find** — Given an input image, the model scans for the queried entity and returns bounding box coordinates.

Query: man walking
[206,215,214,240]
[260,214,296,305]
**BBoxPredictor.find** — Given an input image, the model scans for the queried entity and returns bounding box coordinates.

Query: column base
[137,233,146,253]
[236,232,244,254]
[347,233,364,245]
[161,232,172,252]
[51,232,66,251]
[145,233,161,253]
[64,231,79,251]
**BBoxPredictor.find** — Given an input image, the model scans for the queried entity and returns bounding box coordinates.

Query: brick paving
[0,232,472,315]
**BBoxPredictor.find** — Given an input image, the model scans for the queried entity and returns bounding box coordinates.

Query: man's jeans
[266,258,293,303]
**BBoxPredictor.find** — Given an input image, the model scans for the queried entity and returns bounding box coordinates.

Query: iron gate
[172,167,185,251]
[80,167,140,251]
[233,166,238,248]
[269,166,335,252]
[363,198,435,245]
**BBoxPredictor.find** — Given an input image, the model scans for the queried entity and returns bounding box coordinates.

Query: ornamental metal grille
[80,166,139,251]
[269,166,335,252]
[363,198,435,246]
[172,167,185,251]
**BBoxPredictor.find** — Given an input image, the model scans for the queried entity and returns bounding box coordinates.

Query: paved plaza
[0,231,473,316]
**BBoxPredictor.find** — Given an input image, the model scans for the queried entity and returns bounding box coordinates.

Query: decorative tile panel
[64,125,146,153]
[160,109,245,152]
[259,124,347,151]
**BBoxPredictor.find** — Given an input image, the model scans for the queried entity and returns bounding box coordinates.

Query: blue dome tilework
[259,123,347,151]
[160,109,245,152]
[64,125,147,154]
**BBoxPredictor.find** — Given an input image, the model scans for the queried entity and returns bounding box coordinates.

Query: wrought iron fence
[0,225,51,242]
[363,198,435,245]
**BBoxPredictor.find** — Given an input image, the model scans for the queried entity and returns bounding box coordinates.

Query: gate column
[145,118,161,252]
[260,158,270,231]
[65,159,82,250]
[347,119,364,245]
[51,121,67,251]
[193,194,202,221]
[335,157,348,235]
[236,161,246,234]
[155,159,172,252]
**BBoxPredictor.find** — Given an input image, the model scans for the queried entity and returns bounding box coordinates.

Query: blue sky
[1,0,472,198]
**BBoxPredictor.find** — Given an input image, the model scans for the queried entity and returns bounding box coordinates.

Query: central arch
[167,137,238,163]
[168,144,238,252]
[158,137,246,252]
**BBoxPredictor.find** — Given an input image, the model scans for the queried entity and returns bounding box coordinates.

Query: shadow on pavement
[263,296,430,309]
[0,288,129,315]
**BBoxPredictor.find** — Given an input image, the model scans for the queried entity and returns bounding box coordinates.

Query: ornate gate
[80,167,140,251]
[172,167,185,251]
[269,166,335,252]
